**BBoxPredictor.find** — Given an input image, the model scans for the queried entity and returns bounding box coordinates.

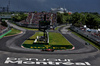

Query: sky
[0,0,100,13]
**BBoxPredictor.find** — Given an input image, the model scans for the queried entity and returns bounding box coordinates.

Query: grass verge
[69,28,100,49]
[24,32,72,45]
[24,40,34,44]
[23,32,45,44]
[20,26,38,31]
[5,28,21,36]
[0,30,11,39]
[10,22,38,31]
[55,25,66,30]
[22,32,73,50]
[29,32,43,39]
[49,32,72,45]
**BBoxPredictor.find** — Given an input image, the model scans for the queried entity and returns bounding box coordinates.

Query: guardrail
[0,30,11,39]
[0,27,11,39]
[10,21,39,28]
[70,26,100,45]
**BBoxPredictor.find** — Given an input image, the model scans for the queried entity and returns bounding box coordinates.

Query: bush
[1,22,8,27]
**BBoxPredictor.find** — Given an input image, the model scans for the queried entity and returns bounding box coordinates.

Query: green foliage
[57,12,100,29]
[1,21,8,27]
[85,13,100,29]
[22,32,73,50]
[71,12,86,27]
[5,28,21,36]
[49,32,72,45]
[11,13,28,22]
[57,13,63,24]
[1,19,5,22]
[57,12,72,24]
[20,26,38,31]
[33,11,37,13]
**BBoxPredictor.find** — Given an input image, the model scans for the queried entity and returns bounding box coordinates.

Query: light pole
[39,14,50,44]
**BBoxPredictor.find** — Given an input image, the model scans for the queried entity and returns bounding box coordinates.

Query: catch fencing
[70,26,100,45]
[0,26,11,37]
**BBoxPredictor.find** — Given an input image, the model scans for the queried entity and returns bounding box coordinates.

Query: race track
[0,22,100,66]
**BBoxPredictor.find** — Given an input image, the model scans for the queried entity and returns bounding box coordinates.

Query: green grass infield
[22,32,73,50]
[49,32,71,45]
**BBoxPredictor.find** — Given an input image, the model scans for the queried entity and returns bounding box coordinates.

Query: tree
[11,13,28,22]
[85,14,99,29]
[57,13,63,24]
[57,12,100,29]
[71,12,85,27]
[1,21,8,27]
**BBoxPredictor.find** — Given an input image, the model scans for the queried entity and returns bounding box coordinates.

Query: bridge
[0,15,11,19]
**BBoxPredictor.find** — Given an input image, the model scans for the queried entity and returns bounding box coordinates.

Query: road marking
[85,62,91,65]
[5,57,91,65]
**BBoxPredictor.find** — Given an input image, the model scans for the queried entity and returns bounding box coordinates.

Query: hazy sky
[0,0,100,13]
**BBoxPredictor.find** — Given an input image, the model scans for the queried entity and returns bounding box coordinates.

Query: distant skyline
[0,0,100,13]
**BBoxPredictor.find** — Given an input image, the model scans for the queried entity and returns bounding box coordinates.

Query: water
[0,0,100,13]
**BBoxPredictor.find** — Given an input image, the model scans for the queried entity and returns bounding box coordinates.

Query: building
[51,7,68,13]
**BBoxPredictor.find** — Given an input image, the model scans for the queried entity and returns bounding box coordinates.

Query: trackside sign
[5,57,91,65]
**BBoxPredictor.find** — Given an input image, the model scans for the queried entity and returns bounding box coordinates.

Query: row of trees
[0,19,8,27]
[11,13,28,22]
[57,12,72,24]
[57,12,100,29]
[10,11,100,29]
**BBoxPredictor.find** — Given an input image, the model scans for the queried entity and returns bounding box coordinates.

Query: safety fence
[70,26,100,45]
[0,27,11,39]
[9,21,39,28]
[22,44,73,50]
[10,20,58,29]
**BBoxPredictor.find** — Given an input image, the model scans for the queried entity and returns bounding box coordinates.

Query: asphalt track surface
[0,22,100,66]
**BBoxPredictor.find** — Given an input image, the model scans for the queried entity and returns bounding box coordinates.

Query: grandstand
[17,12,57,28]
